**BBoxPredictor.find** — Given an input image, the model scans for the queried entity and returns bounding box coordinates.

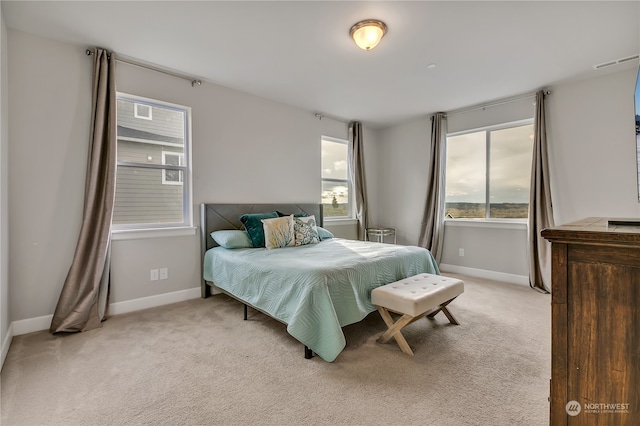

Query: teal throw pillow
[277,211,308,218]
[316,226,334,241]
[239,211,279,247]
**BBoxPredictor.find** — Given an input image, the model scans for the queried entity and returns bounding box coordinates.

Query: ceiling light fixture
[350,19,387,51]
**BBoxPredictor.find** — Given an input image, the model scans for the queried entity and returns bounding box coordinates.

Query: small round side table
[366,227,396,244]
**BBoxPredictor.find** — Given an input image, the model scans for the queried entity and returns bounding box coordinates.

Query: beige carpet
[1,274,550,426]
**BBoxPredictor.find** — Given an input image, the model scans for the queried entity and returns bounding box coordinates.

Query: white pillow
[210,230,253,249]
[261,215,295,249]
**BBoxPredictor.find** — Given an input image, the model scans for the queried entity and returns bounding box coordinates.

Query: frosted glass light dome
[350,20,387,51]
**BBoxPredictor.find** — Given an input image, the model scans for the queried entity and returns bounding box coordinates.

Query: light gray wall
[110,235,200,304]
[324,221,358,240]
[7,29,377,320]
[375,68,639,279]
[547,67,640,225]
[376,117,431,246]
[440,223,528,277]
[1,7,10,361]
[8,31,90,321]
[376,97,534,277]
[447,95,535,134]
[443,96,535,276]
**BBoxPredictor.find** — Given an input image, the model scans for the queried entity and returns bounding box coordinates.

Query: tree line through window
[321,136,352,218]
[445,122,534,219]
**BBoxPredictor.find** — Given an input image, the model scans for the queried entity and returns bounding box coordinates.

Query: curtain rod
[446,90,551,117]
[85,49,202,87]
[313,112,349,124]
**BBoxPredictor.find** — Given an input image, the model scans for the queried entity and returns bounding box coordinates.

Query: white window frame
[161,151,184,185]
[134,102,152,120]
[445,118,534,224]
[321,136,354,221]
[113,93,193,233]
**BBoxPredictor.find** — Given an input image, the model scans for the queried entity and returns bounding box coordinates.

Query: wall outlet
[458,248,465,257]
[150,269,159,281]
[159,268,168,280]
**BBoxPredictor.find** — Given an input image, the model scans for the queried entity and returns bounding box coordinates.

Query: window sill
[323,218,358,226]
[112,226,197,241]
[444,219,527,231]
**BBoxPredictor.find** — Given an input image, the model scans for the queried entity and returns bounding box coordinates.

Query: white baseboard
[1,323,13,370]
[12,314,52,336]
[10,287,201,337]
[439,264,530,286]
[109,287,200,316]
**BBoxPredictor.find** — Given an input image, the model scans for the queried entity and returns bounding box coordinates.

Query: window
[321,136,352,219]
[134,103,152,120]
[114,94,192,229]
[445,121,534,219]
[161,151,184,185]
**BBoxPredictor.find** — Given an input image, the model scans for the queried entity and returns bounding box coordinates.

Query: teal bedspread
[203,238,439,362]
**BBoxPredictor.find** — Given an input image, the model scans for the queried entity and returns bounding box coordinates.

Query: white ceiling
[2,1,639,129]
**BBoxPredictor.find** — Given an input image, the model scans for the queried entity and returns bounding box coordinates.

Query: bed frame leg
[240,302,312,359]
[304,346,314,359]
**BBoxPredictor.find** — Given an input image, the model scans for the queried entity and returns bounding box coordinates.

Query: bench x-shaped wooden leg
[426,298,460,325]
[377,307,418,355]
[376,296,461,356]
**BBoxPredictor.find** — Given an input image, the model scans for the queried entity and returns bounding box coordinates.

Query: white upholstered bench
[371,273,464,356]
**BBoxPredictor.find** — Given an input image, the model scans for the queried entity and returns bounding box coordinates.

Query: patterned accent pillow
[294,215,320,246]
[261,215,295,249]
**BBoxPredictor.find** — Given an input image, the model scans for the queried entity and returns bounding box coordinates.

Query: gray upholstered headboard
[200,203,323,251]
[199,203,323,297]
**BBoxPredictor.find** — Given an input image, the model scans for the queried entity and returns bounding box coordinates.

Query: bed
[200,203,440,362]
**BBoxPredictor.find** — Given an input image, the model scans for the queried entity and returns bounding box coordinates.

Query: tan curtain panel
[50,48,117,333]
[418,113,447,263]
[528,90,554,293]
[348,121,370,240]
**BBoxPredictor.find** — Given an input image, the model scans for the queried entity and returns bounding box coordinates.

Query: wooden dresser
[542,218,639,425]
